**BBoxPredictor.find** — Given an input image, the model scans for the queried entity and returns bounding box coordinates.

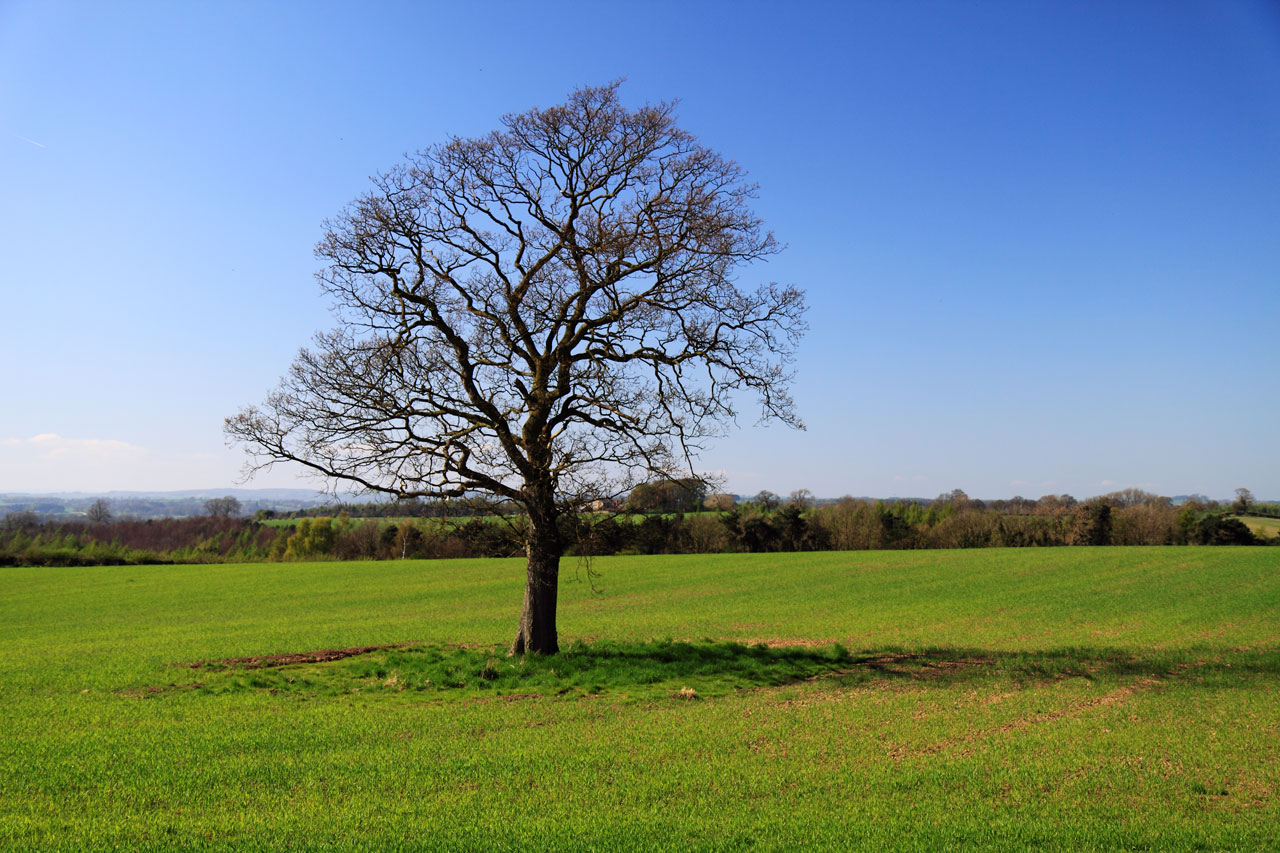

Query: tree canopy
[227,82,806,653]
[204,496,242,518]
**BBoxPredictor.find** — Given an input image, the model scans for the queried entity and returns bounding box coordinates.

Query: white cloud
[17,433,145,459]
[0,433,148,491]
[0,433,322,492]
[1099,480,1156,491]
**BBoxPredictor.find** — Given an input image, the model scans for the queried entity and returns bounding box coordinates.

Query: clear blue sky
[2,0,1277,500]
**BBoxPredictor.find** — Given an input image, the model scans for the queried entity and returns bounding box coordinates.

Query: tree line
[1,487,1272,567]
[0,515,283,567]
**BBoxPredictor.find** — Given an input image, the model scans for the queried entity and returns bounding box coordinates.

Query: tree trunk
[509,502,562,656]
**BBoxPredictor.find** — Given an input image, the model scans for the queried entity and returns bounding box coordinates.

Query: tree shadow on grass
[168,639,1280,700]
[842,644,1280,689]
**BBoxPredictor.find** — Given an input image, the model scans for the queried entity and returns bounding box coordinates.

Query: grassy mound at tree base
[169,639,1280,704]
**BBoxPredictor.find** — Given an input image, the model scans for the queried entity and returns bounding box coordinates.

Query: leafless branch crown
[227,82,806,513]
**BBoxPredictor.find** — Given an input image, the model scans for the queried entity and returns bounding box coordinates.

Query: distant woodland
[1,487,1273,567]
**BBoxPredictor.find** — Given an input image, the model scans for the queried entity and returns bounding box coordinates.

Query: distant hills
[0,488,348,520]
[60,488,336,501]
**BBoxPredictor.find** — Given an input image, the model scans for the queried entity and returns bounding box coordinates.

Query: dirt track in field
[186,644,402,670]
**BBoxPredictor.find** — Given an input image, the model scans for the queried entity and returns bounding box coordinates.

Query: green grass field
[1233,515,1280,539]
[2,548,1278,850]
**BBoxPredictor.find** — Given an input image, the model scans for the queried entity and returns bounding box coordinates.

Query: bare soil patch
[745,637,836,649]
[846,651,993,679]
[186,644,403,671]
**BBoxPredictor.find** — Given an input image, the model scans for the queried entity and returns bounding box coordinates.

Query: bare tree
[1098,488,1166,509]
[753,490,781,510]
[85,498,112,524]
[1,510,39,532]
[205,496,242,518]
[226,83,806,655]
[1233,488,1255,515]
[788,488,814,509]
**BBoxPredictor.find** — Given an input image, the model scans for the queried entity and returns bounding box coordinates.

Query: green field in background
[1233,515,1280,538]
